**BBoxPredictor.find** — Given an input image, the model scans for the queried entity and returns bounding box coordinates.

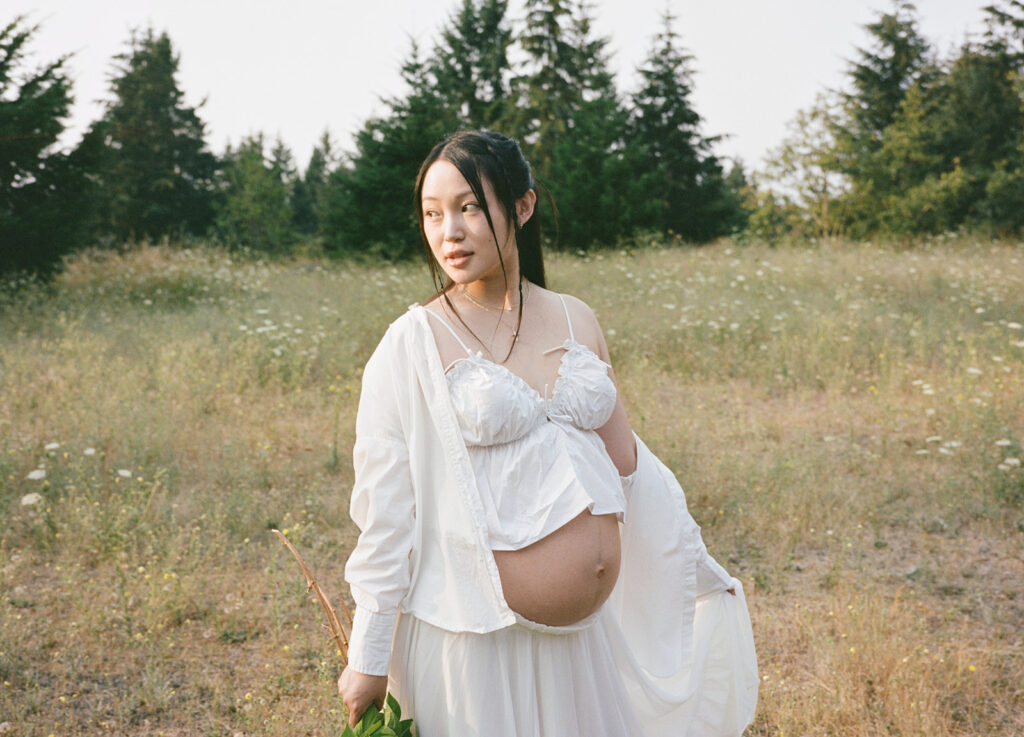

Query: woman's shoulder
[534,286,606,354]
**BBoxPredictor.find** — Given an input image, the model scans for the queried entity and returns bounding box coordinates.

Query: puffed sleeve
[344,330,416,676]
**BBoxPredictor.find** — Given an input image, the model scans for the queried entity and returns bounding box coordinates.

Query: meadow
[1,238,1022,736]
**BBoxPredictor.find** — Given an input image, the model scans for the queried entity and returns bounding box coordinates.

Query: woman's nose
[443,214,464,242]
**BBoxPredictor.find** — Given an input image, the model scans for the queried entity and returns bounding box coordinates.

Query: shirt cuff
[346,607,397,676]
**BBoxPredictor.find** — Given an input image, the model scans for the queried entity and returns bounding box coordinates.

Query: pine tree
[84,28,218,242]
[431,0,513,128]
[0,16,92,275]
[546,1,641,249]
[829,1,931,231]
[322,41,456,258]
[629,10,734,241]
[841,1,931,152]
[214,134,294,252]
[292,131,336,236]
[512,0,584,173]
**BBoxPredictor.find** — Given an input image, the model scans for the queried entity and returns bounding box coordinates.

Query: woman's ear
[516,189,537,226]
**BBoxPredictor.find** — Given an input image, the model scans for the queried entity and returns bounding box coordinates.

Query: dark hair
[414,130,547,358]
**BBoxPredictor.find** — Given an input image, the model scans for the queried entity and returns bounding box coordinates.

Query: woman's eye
[424,209,440,219]
[463,202,480,212]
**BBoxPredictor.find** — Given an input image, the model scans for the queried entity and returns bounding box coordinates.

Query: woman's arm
[563,294,637,476]
[339,330,416,723]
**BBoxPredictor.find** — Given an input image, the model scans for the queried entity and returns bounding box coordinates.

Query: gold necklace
[460,281,530,313]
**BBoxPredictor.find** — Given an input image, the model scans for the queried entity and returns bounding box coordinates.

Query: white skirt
[388,582,758,737]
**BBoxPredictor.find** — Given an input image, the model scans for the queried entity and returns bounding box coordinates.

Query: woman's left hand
[337,666,388,726]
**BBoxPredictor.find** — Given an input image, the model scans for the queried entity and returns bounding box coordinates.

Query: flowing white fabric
[389,583,757,737]
[343,304,759,734]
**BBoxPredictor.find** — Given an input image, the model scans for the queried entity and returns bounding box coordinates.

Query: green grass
[1,239,1022,736]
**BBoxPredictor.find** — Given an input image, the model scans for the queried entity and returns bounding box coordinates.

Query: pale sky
[19,0,988,171]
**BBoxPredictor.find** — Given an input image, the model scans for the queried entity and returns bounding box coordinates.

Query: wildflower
[995,439,1012,447]
[925,436,942,443]
[45,442,59,451]
[26,469,46,480]
[1005,458,1021,467]
[915,449,929,455]
[117,469,132,478]
[84,448,96,456]
[21,493,42,506]
[969,665,976,672]
[967,367,982,375]
[1007,322,1022,330]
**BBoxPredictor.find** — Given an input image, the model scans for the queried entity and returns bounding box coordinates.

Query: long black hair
[414,130,547,359]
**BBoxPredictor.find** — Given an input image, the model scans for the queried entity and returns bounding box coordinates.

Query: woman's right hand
[338,666,389,727]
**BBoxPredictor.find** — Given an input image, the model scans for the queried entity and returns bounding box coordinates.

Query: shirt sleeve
[344,331,416,675]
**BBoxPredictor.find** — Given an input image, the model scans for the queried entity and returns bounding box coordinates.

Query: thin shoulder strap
[558,293,576,343]
[424,307,473,355]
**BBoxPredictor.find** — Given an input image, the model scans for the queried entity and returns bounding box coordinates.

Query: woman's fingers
[338,668,389,726]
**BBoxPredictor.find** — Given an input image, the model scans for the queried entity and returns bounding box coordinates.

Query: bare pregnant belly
[492,510,621,626]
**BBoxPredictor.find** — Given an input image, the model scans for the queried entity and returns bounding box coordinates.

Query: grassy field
[1,238,1022,736]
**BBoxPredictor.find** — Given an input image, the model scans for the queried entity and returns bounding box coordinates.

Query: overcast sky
[19,0,989,170]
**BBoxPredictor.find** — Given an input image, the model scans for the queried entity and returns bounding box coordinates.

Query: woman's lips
[445,251,470,268]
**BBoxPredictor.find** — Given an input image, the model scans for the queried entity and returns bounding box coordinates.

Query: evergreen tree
[629,10,734,241]
[322,41,456,258]
[512,0,584,173]
[214,134,294,252]
[831,1,931,231]
[841,1,931,152]
[84,28,217,242]
[0,16,92,275]
[292,131,336,236]
[431,0,513,128]
[546,1,642,249]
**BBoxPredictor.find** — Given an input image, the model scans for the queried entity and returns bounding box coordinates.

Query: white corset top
[424,295,626,551]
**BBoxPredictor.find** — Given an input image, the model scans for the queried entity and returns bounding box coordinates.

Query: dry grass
[1,238,1022,736]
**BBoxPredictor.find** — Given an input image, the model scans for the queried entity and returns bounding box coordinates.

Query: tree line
[751,0,1024,241]
[2,1,1023,277]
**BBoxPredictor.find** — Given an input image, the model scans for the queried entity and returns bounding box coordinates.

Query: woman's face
[420,160,517,287]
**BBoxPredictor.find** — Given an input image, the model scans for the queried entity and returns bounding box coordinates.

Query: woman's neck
[458,270,524,312]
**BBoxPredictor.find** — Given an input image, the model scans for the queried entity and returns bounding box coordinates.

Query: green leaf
[340,725,356,737]
[385,691,402,721]
[354,707,384,736]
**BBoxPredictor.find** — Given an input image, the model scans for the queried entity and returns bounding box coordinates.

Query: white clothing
[426,296,626,551]
[391,584,756,737]
[343,303,758,734]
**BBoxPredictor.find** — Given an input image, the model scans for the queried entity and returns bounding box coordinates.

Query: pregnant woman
[338,130,758,736]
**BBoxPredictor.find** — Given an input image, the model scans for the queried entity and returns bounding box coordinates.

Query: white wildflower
[967,367,982,375]
[26,469,46,480]
[925,436,942,443]
[1005,458,1021,467]
[1007,322,1022,330]
[995,439,1012,447]
[915,449,930,455]
[21,493,42,506]
[44,442,60,451]
[84,447,96,456]
[117,469,132,478]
